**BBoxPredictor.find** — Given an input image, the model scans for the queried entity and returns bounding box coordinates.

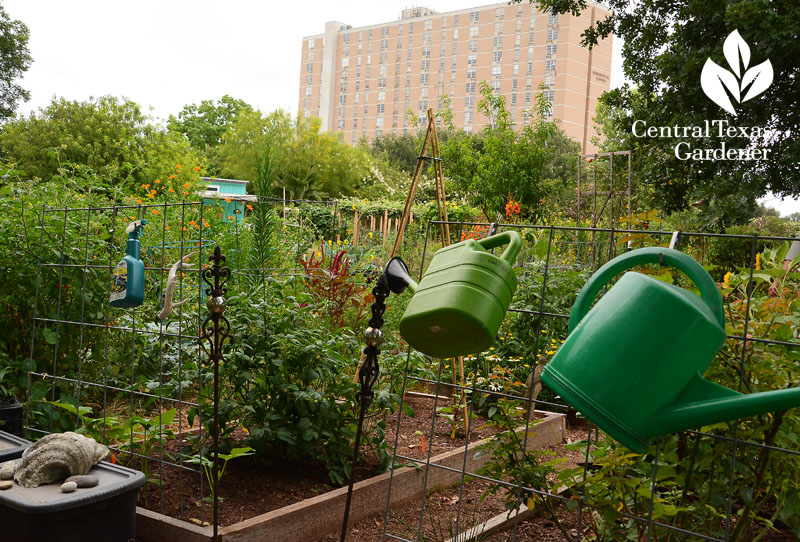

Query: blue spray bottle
[110,219,147,308]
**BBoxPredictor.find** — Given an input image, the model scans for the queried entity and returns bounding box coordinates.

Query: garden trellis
[14,197,800,541]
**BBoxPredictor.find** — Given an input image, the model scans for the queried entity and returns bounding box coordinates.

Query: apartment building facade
[298,2,612,153]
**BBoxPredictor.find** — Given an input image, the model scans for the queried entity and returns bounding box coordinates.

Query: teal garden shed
[199,177,258,223]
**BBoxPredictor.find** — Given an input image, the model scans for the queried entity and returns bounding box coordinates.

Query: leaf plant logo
[701,30,773,116]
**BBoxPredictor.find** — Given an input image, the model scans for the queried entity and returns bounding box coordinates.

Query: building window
[378,78,386,88]
[306,74,313,84]
[491,79,500,92]
[380,52,387,64]
[304,110,310,118]
[546,44,557,57]
[340,82,347,93]
[367,54,371,65]
[342,57,349,68]
[495,23,503,35]
[421,59,430,71]
[377,103,384,113]
[470,11,479,23]
[493,36,503,48]
[525,92,531,105]
[470,25,479,38]
[382,26,389,37]
[469,39,477,52]
[513,63,519,76]
[454,14,459,25]
[420,73,429,84]
[307,38,315,48]
[512,78,518,90]
[304,98,310,108]
[453,28,459,40]
[339,95,346,105]
[492,65,501,77]
[514,48,520,61]
[381,39,389,50]
[467,54,477,66]
[422,46,430,57]
[353,118,358,129]
[420,87,428,98]
[465,96,474,108]
[307,51,314,62]
[376,117,384,128]
[378,90,385,101]
[423,32,431,44]
[305,86,312,96]
[465,111,474,124]
[529,32,535,45]
[424,19,432,31]
[493,51,502,63]
[511,93,517,106]
[306,63,313,73]
[467,67,476,80]
[548,28,559,41]
[548,14,559,26]
[527,62,532,75]
[466,81,475,93]
[495,7,504,19]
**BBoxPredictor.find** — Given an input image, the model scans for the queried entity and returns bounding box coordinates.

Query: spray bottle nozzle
[126,219,148,238]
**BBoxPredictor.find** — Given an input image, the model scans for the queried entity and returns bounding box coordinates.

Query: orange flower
[228,215,234,220]
[246,204,253,211]
[184,191,189,195]
[193,223,199,229]
[136,198,143,204]
[168,188,175,193]
[182,227,188,232]
[189,220,197,225]
[151,209,159,215]
[193,166,201,171]
[169,174,176,179]
[150,189,157,194]
[141,184,150,189]
[175,164,182,169]
[154,179,160,184]
[146,193,154,199]
[165,226,170,230]
[225,198,231,203]
[184,183,190,188]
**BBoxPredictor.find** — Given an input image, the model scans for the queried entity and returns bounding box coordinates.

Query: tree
[367,133,420,174]
[532,0,800,227]
[0,96,202,192]
[218,110,377,200]
[441,82,563,221]
[0,2,32,121]
[168,96,253,176]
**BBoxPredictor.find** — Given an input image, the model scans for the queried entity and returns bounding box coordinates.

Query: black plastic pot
[0,396,23,437]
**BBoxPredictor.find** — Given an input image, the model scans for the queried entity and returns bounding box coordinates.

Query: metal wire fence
[381,219,800,542]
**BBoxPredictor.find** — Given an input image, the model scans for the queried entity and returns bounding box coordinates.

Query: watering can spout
[650,373,800,436]
[384,257,417,294]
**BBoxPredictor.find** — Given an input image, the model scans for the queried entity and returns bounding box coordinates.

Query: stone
[60,481,77,493]
[0,480,12,490]
[64,474,99,488]
[0,459,19,480]
[14,432,108,488]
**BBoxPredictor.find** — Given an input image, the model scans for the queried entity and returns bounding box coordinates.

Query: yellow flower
[755,253,761,271]
[723,271,732,289]
[368,232,373,239]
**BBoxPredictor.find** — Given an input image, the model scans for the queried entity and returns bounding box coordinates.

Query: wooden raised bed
[135,410,566,542]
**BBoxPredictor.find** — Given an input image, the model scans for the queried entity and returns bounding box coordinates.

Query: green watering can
[395,231,522,358]
[541,247,800,453]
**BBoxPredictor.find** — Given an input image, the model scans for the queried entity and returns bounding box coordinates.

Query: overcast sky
[4,0,793,215]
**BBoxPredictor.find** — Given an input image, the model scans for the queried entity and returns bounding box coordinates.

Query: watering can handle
[477,231,522,265]
[568,247,725,333]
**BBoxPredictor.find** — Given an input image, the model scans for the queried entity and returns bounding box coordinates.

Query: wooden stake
[353,210,359,245]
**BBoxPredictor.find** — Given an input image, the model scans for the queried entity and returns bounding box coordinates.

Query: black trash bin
[0,429,30,462]
[0,460,145,542]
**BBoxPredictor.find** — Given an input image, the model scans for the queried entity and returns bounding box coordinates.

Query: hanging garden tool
[110,220,147,308]
[541,247,800,453]
[398,230,522,358]
[158,251,198,320]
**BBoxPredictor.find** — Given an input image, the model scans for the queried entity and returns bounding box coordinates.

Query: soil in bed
[135,395,503,527]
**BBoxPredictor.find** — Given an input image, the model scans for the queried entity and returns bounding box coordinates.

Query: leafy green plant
[186,446,255,510]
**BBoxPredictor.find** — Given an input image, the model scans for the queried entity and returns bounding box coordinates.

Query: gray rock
[64,474,99,488]
[14,432,108,488]
[0,480,12,490]
[0,459,19,480]
[60,481,77,493]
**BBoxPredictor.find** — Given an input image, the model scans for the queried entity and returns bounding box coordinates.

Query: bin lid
[0,430,30,462]
[0,460,145,513]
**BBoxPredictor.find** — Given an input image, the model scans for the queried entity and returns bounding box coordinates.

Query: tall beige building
[298,2,612,153]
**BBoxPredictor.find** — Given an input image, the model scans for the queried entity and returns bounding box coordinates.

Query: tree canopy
[0,2,32,121]
[0,96,202,192]
[535,0,800,226]
[168,95,253,176]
